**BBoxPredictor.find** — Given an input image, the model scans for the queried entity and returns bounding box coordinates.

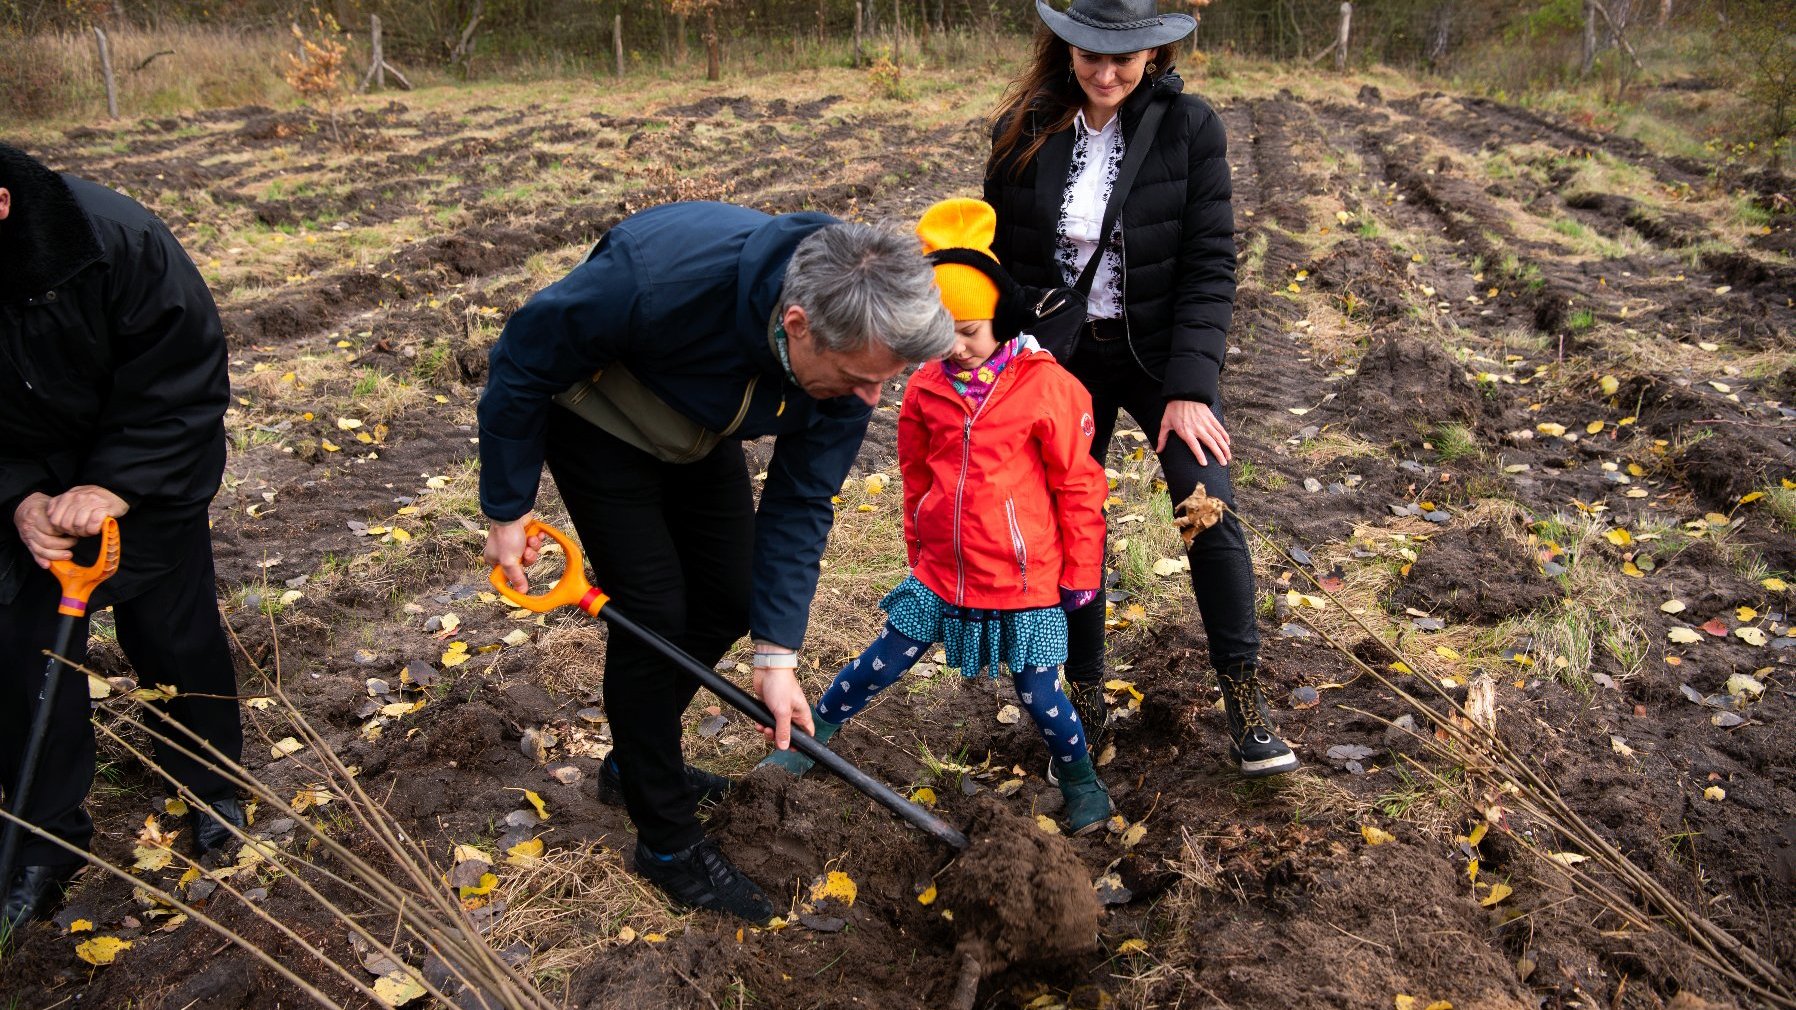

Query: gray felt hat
[1035,0,1197,55]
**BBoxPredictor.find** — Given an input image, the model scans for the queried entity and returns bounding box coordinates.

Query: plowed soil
[1,66,1792,1010]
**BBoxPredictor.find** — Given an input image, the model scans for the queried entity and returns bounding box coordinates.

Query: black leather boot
[189,797,246,857]
[3,863,80,929]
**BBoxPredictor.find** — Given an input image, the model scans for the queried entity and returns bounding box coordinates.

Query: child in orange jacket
[762,199,1115,833]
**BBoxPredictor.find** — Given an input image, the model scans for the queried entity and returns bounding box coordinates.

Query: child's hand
[1059,587,1099,612]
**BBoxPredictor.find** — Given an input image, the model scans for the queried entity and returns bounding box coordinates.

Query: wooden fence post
[1581,0,1599,76]
[614,14,624,77]
[853,1,863,66]
[93,26,118,119]
[1335,2,1351,72]
[372,16,385,88]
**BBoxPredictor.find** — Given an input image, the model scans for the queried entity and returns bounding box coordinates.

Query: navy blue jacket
[478,202,869,649]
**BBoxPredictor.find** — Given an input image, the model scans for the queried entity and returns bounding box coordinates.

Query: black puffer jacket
[984,70,1236,406]
[0,144,228,601]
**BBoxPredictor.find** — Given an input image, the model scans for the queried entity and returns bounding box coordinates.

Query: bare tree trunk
[854,1,863,66]
[93,26,117,118]
[1335,2,1351,72]
[1426,1,1454,67]
[676,12,688,64]
[361,14,385,90]
[614,14,624,77]
[1581,0,1600,76]
[704,7,720,81]
[817,0,826,45]
[1657,0,1672,27]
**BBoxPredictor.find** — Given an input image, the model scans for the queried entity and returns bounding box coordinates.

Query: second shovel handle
[50,516,120,617]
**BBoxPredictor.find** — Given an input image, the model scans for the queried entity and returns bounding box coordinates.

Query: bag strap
[1074,91,1170,296]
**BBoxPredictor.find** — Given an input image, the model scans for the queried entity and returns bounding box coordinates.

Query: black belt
[1086,318,1127,342]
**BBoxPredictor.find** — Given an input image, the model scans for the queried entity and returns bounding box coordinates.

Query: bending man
[479,202,953,923]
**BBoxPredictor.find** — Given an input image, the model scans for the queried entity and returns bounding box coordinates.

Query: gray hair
[780,222,954,362]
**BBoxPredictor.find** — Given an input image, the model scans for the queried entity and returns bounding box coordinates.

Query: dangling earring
[1066,67,1073,81]
[1146,62,1157,75]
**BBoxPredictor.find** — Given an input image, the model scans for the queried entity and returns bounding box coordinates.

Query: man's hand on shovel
[752,644,814,752]
[484,514,548,591]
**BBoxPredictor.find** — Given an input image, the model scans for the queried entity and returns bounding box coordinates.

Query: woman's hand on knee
[1156,400,1231,466]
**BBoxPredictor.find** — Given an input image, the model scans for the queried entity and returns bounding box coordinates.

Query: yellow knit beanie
[915,198,1000,322]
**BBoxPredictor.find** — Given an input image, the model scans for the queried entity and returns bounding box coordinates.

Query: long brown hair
[988,27,1180,180]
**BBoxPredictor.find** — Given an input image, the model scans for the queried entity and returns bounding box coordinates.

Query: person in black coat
[984,0,1299,778]
[0,142,245,928]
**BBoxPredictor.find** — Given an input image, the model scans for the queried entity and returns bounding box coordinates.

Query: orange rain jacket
[898,348,1108,610]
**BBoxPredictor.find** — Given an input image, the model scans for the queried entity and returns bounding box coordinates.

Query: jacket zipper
[948,372,1006,605]
[1004,498,1029,593]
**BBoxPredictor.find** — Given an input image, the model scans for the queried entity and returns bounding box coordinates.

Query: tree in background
[284,6,348,143]
[667,0,722,80]
[1726,0,1796,166]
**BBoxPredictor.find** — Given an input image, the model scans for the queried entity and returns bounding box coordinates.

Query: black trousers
[0,516,242,868]
[1064,337,1261,682]
[544,408,753,854]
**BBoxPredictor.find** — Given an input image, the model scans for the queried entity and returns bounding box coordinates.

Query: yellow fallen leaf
[1763,577,1789,592]
[616,925,637,943]
[1666,627,1702,644]
[75,936,132,965]
[809,870,858,906]
[1736,627,1768,647]
[441,644,470,667]
[523,789,550,820]
[389,527,412,543]
[458,871,498,897]
[271,736,305,759]
[1036,814,1062,835]
[1536,422,1566,437]
[863,473,888,495]
[1545,851,1588,866]
[1116,938,1149,954]
[1121,822,1147,848]
[1739,491,1764,504]
[1737,606,1759,621]
[917,884,938,905]
[1622,561,1644,578]
[337,417,363,430]
[373,970,426,1007]
[1660,599,1686,613]
[643,932,667,943]
[69,918,94,933]
[1388,661,1413,675]
[1603,528,1632,547]
[1704,785,1726,801]
[1467,822,1488,846]
[1396,996,1419,1010]
[506,837,545,866]
[1480,882,1513,907]
[1361,824,1397,846]
[1433,645,1462,661]
[1598,375,1618,396]
[1586,420,1605,434]
[909,787,937,807]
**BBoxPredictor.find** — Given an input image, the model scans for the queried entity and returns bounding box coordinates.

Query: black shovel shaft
[602,607,969,851]
[0,617,80,893]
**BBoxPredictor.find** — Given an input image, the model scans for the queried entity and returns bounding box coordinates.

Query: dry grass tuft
[486,843,681,995]
[533,624,609,697]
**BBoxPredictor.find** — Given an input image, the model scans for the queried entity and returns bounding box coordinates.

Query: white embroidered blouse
[1055,108,1127,321]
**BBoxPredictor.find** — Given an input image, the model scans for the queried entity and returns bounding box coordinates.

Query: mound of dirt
[938,798,1100,974]
[1386,523,1558,623]
[1336,334,1499,436]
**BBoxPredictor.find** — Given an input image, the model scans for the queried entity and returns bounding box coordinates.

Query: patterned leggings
[814,623,1090,765]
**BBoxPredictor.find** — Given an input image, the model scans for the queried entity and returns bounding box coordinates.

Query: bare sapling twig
[16,614,558,1010]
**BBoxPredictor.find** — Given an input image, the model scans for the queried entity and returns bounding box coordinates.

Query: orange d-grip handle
[488,520,609,617]
[50,516,121,617]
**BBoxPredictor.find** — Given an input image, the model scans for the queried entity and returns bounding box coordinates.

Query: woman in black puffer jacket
[984,0,1298,778]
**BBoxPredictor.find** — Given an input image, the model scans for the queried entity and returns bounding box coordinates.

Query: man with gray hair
[479,201,952,922]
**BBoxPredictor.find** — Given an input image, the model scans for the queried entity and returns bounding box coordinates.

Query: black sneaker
[1218,666,1300,778]
[598,759,731,808]
[3,863,80,930]
[632,838,774,925]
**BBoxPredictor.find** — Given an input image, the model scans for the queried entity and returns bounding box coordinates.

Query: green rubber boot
[756,717,839,778]
[1056,756,1114,836]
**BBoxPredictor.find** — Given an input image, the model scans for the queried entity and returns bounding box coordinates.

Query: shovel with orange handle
[490,519,969,850]
[0,517,121,894]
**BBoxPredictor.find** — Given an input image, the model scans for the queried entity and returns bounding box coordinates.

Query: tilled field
[1,68,1792,1010]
